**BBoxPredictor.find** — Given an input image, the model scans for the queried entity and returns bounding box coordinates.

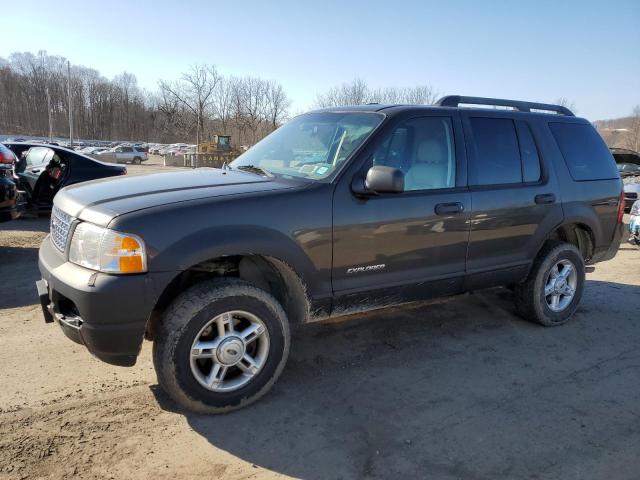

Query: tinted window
[469,118,521,185]
[549,122,618,181]
[372,117,456,191]
[515,121,541,182]
[122,146,133,153]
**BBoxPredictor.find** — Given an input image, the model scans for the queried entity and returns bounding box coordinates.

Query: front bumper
[38,236,175,366]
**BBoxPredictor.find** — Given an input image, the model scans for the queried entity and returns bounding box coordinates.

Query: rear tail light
[617,190,625,223]
[0,149,16,164]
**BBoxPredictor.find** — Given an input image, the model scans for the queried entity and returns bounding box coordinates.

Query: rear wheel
[514,242,585,326]
[153,278,290,413]
[132,157,142,165]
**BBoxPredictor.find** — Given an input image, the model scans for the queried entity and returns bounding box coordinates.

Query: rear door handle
[32,168,41,173]
[534,193,556,204]
[435,202,464,215]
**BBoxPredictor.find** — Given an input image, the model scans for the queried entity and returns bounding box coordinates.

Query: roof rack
[435,95,575,116]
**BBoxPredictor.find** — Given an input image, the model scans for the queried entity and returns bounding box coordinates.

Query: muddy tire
[153,278,290,413]
[514,241,585,326]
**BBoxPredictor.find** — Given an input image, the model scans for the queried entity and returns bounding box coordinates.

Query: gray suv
[36,96,624,413]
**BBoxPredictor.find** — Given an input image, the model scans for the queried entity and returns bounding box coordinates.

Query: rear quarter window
[549,122,618,181]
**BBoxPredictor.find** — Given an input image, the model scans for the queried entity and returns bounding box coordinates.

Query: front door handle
[435,202,464,215]
[535,193,556,204]
[32,168,41,174]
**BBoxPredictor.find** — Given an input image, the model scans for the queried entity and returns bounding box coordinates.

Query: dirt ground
[1,207,639,479]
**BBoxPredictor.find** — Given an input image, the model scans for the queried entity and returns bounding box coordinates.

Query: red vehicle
[0,144,21,222]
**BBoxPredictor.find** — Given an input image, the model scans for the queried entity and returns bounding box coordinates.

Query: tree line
[0,51,293,146]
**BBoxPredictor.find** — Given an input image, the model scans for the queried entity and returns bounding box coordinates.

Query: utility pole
[46,87,53,143]
[67,60,74,147]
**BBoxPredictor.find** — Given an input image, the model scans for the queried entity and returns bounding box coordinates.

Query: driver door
[331,114,470,310]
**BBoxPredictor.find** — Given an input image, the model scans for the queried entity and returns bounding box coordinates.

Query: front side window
[371,117,456,191]
[230,112,383,181]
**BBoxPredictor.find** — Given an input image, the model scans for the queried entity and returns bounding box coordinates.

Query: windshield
[230,112,383,180]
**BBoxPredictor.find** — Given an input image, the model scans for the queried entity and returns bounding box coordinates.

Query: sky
[2,0,639,121]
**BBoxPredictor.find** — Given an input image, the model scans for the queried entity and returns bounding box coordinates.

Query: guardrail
[163,153,238,168]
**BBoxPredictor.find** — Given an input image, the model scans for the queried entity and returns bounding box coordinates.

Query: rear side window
[515,122,541,182]
[549,122,618,181]
[469,118,522,185]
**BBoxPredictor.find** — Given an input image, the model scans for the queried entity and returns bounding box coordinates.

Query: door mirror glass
[364,165,404,194]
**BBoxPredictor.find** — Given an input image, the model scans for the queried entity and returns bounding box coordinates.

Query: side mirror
[353,166,404,195]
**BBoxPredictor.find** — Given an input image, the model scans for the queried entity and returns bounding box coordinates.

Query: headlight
[631,199,640,216]
[68,222,147,274]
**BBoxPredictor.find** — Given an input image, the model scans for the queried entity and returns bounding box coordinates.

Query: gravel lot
[1,168,639,479]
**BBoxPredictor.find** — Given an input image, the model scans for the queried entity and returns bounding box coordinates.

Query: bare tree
[210,76,234,135]
[159,64,220,147]
[315,78,369,107]
[555,97,577,114]
[264,80,290,130]
[315,79,438,107]
[626,105,640,152]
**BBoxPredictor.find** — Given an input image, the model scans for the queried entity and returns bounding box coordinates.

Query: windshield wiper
[235,165,272,177]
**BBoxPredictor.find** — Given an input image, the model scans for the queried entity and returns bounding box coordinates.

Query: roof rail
[435,95,575,116]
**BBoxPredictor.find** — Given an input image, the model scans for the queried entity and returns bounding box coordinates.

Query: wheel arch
[541,220,596,262]
[145,253,313,340]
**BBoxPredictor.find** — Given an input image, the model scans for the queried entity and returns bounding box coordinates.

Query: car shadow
[0,218,49,308]
[151,280,640,479]
[0,216,50,232]
[0,245,42,309]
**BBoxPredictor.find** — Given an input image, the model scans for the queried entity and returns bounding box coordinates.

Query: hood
[54,168,294,227]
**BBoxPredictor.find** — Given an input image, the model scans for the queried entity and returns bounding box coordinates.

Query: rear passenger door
[461,113,563,288]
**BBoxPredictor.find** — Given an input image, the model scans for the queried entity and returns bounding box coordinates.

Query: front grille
[625,192,638,199]
[50,206,73,252]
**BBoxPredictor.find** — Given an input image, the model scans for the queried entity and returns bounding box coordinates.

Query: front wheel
[153,278,290,413]
[514,242,585,326]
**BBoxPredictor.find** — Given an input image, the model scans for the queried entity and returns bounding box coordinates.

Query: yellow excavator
[198,135,233,154]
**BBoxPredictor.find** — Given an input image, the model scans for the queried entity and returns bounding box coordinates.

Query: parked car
[37,96,624,413]
[611,148,640,211]
[78,146,108,155]
[4,142,126,214]
[0,144,20,222]
[95,145,148,164]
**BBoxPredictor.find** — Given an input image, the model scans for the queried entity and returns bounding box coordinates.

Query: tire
[132,157,141,165]
[514,241,585,326]
[153,278,290,413]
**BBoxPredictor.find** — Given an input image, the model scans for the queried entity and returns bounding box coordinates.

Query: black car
[0,144,20,222]
[36,96,624,413]
[3,143,126,214]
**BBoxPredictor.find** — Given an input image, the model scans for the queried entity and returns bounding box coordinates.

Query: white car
[96,145,148,164]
